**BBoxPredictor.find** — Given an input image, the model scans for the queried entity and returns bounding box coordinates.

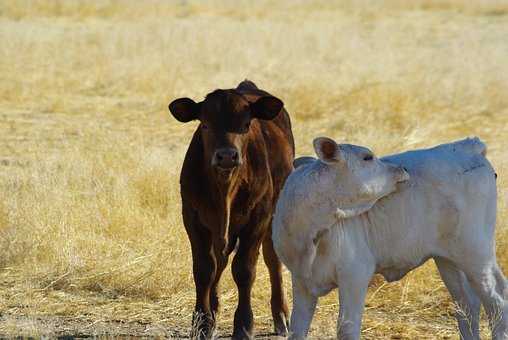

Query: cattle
[273,136,507,340]
[168,80,294,339]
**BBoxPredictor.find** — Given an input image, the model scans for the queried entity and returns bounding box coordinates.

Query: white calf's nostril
[398,167,410,182]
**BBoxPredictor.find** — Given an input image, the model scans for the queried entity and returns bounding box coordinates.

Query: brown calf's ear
[250,95,283,120]
[168,98,201,123]
[313,137,342,163]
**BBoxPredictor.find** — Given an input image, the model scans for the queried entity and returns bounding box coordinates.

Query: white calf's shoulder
[273,159,338,276]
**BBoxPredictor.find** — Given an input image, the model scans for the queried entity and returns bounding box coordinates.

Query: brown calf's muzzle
[212,147,241,170]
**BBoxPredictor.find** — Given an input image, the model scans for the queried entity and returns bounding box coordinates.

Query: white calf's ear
[293,156,316,169]
[313,137,341,163]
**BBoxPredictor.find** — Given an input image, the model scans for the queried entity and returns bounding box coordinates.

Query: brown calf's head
[169,89,282,174]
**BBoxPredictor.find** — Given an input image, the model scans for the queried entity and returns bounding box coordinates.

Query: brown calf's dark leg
[231,228,264,339]
[262,229,289,336]
[183,208,217,339]
[210,245,228,316]
[191,239,217,339]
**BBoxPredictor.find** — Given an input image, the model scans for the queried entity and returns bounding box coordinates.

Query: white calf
[273,137,507,340]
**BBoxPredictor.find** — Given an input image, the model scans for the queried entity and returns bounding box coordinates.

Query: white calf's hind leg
[435,257,480,340]
[464,263,508,340]
[494,265,508,300]
[493,264,508,339]
[289,276,318,340]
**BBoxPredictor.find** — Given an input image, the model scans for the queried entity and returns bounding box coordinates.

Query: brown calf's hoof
[273,312,289,336]
[191,311,216,340]
[231,328,254,340]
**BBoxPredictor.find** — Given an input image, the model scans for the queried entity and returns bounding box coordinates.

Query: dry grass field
[1,0,508,338]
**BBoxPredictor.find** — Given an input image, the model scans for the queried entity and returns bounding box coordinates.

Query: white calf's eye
[363,155,373,161]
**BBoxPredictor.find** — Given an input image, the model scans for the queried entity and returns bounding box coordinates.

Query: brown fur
[170,80,294,339]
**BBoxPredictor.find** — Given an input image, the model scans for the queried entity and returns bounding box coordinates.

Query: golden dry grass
[0,0,507,338]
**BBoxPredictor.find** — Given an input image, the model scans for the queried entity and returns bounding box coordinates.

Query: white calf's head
[313,137,409,218]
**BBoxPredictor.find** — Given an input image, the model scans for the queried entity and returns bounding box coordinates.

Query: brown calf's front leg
[210,244,228,316]
[183,208,217,339]
[262,228,289,336]
[232,226,264,339]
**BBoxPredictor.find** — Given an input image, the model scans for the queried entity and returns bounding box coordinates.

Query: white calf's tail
[453,137,487,156]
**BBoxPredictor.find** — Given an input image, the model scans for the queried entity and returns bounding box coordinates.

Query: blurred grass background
[0,0,507,338]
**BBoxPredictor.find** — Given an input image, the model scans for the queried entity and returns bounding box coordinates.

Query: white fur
[273,137,507,340]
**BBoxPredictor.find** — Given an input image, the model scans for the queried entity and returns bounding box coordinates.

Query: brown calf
[168,80,294,339]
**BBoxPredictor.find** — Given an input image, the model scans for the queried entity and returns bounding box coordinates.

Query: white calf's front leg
[289,276,318,340]
[337,265,374,340]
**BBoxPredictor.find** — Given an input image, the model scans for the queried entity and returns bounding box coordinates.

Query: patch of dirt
[0,314,184,338]
[0,314,288,339]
